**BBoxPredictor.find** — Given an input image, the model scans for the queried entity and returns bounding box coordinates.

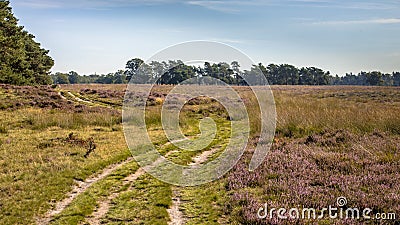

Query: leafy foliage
[0,1,54,85]
[51,58,400,86]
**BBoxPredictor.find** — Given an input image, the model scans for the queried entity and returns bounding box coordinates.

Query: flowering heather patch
[227,131,400,224]
[0,84,120,114]
[79,88,125,106]
[0,84,63,110]
[80,88,124,98]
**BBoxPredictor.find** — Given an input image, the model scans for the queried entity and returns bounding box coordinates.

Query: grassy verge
[0,106,130,224]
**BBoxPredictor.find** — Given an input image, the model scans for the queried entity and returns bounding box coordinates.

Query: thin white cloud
[209,38,244,44]
[13,0,333,10]
[185,0,326,13]
[292,0,399,10]
[310,18,400,25]
[187,0,400,12]
[16,0,62,9]
[186,0,296,11]
[186,1,241,13]
[12,0,400,12]
[13,0,184,9]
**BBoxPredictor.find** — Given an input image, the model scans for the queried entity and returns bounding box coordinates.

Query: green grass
[180,181,231,225]
[44,95,233,224]
[50,161,139,225]
[1,84,399,225]
[0,109,131,224]
[145,97,233,166]
[103,174,172,225]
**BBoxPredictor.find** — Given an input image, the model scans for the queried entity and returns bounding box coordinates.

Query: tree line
[51,58,400,86]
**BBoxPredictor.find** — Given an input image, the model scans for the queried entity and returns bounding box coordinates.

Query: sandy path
[84,168,146,225]
[38,137,219,225]
[36,158,134,225]
[58,91,67,100]
[67,91,94,105]
[60,90,115,108]
[167,189,186,225]
[82,141,184,224]
[167,147,219,225]
[189,147,219,166]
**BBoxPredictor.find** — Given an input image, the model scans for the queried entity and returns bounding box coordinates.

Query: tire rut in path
[167,147,219,225]
[66,92,94,105]
[82,142,185,224]
[39,140,217,225]
[188,147,219,166]
[36,157,134,225]
[60,91,114,109]
[168,189,186,225]
[84,168,145,225]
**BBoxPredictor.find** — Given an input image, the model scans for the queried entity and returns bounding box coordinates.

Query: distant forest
[51,58,400,86]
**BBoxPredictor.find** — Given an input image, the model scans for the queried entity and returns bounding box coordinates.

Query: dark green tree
[52,72,69,84]
[231,61,244,85]
[300,67,330,85]
[125,58,145,83]
[68,71,79,84]
[149,61,166,85]
[95,73,114,84]
[113,70,127,84]
[280,64,299,85]
[393,72,400,86]
[382,73,393,86]
[366,71,383,86]
[0,1,54,85]
[216,62,234,84]
[267,64,279,84]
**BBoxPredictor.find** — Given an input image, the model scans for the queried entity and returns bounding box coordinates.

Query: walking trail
[38,92,222,224]
[36,158,134,225]
[167,147,219,225]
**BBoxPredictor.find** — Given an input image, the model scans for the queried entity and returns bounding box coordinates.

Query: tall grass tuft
[0,124,7,134]
[22,109,121,130]
[384,117,400,135]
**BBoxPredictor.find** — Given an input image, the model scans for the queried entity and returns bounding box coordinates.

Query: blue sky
[10,0,400,75]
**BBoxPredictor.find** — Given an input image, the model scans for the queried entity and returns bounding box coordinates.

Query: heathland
[0,84,399,224]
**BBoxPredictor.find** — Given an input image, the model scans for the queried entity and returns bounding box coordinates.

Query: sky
[9,0,400,76]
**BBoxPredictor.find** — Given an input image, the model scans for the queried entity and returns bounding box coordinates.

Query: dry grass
[0,85,130,224]
[227,85,400,225]
[0,84,399,224]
